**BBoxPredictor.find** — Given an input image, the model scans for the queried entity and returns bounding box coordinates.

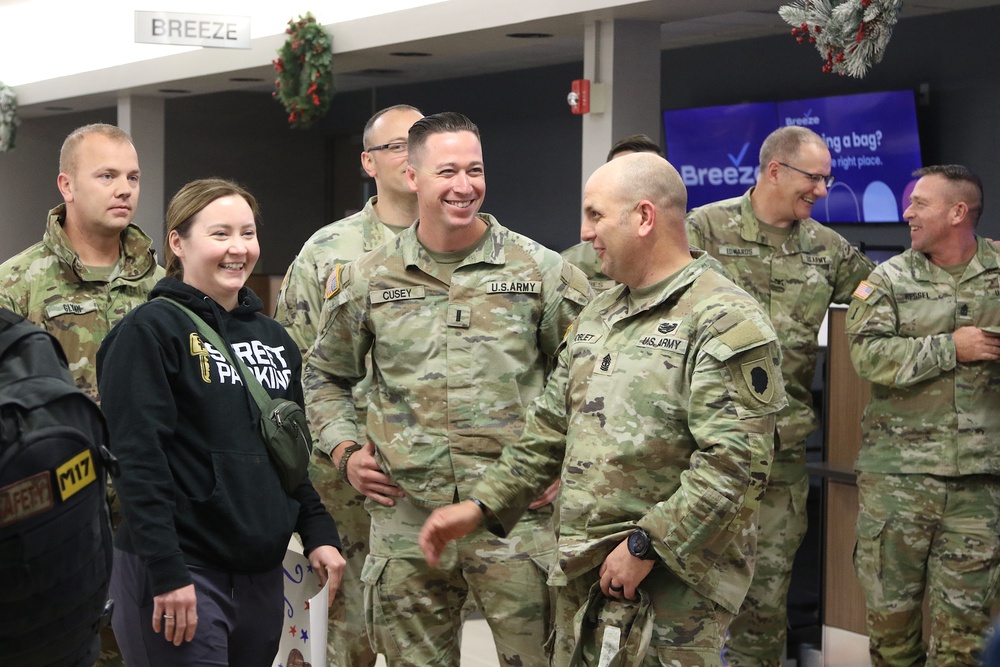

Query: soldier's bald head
[600,153,687,221]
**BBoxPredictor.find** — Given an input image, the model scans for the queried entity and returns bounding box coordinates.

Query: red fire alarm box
[568,79,590,115]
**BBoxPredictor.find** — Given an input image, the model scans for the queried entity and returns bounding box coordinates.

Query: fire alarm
[568,79,591,115]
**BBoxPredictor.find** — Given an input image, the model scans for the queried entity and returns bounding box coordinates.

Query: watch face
[628,530,650,558]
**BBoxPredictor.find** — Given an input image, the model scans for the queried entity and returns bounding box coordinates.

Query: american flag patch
[325,264,343,300]
[853,281,876,300]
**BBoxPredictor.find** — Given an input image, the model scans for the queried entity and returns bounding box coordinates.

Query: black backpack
[0,308,115,667]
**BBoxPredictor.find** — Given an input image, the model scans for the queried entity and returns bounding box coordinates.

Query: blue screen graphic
[663,91,923,223]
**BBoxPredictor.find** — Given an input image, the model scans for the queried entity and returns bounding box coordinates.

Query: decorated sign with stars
[271,548,329,667]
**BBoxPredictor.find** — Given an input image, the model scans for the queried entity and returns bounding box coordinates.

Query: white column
[118,95,165,263]
[581,20,662,189]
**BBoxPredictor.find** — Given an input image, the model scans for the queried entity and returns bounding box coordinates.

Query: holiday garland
[272,13,334,128]
[0,81,20,153]
[779,0,904,78]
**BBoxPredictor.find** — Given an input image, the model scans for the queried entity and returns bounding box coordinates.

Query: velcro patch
[741,358,775,404]
[369,286,425,304]
[853,281,876,301]
[0,472,53,527]
[802,254,831,266]
[590,279,617,291]
[45,299,98,318]
[719,245,760,257]
[56,449,97,502]
[637,335,688,354]
[593,352,617,376]
[574,331,603,344]
[325,264,343,300]
[486,281,540,294]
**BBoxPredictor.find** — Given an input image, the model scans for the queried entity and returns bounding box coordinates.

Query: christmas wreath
[272,13,334,129]
[779,0,903,78]
[0,81,20,153]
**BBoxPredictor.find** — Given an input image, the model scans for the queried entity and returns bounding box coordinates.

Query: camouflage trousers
[309,453,377,667]
[552,564,733,667]
[362,497,554,667]
[855,472,1000,666]
[725,468,809,667]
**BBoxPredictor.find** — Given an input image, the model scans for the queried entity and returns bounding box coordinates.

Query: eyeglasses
[778,162,835,188]
[365,141,408,155]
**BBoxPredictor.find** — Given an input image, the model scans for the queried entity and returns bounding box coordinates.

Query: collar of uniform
[42,203,158,281]
[360,196,392,252]
[620,250,712,316]
[401,213,506,269]
[909,235,999,284]
[740,188,811,254]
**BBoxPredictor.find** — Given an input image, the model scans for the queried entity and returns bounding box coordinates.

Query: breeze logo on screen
[664,91,923,223]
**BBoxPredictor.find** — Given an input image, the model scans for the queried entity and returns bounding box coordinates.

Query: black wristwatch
[337,442,363,481]
[627,528,657,561]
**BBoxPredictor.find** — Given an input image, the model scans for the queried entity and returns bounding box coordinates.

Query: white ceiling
[8,0,1000,119]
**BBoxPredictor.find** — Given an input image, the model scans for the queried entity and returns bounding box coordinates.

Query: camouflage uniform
[561,241,617,292]
[275,196,399,667]
[0,203,162,667]
[846,237,1000,666]
[686,190,874,666]
[470,252,786,666]
[304,214,591,667]
[0,204,164,402]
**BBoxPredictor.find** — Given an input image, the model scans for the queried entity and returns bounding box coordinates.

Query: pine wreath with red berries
[779,0,903,78]
[272,13,334,129]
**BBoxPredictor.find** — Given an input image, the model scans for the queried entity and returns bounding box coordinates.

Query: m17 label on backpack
[56,449,97,502]
[0,472,54,527]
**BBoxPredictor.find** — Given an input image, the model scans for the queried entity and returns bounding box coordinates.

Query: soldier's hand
[954,326,1000,363]
[419,500,484,567]
[348,440,405,506]
[153,584,198,645]
[599,539,655,601]
[527,480,560,509]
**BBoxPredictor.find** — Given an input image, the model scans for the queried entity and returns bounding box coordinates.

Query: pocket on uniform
[853,512,886,602]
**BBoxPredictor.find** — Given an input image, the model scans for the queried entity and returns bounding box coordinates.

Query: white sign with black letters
[135,11,250,49]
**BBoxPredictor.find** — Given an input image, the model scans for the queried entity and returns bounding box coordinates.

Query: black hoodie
[97,277,339,596]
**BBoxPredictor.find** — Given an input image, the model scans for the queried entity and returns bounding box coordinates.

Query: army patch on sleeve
[741,358,774,404]
[325,264,343,300]
[853,281,876,301]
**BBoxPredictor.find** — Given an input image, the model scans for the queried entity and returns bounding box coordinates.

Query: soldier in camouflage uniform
[0,123,163,667]
[303,112,591,667]
[275,104,424,667]
[562,134,663,293]
[420,153,786,666]
[686,126,874,666]
[846,165,1000,666]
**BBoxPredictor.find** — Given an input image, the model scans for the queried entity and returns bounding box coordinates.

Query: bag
[0,308,115,667]
[257,396,313,495]
[157,298,312,494]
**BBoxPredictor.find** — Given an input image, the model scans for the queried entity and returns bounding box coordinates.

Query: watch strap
[338,442,363,481]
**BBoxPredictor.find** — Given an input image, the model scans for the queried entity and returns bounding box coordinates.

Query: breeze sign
[135,11,251,49]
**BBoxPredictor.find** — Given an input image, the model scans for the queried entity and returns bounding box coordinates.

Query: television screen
[663,90,923,223]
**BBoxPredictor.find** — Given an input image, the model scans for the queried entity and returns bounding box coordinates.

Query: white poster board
[272,548,328,667]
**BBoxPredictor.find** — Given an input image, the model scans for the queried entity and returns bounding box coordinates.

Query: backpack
[0,308,115,667]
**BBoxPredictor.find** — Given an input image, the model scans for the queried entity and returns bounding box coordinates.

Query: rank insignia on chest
[853,281,876,301]
[325,264,343,300]
[593,352,617,376]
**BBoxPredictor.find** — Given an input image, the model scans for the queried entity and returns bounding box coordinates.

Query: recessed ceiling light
[506,32,553,39]
[390,51,432,57]
[229,77,264,82]
[158,88,191,94]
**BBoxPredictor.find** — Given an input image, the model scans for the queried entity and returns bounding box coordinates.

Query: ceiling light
[390,51,432,57]
[506,32,553,39]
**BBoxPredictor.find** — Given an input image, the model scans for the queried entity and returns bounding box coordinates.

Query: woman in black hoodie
[98,179,343,667]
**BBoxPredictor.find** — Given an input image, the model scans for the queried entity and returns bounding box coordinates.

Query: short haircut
[759,126,826,166]
[914,164,985,227]
[607,134,661,162]
[362,104,422,150]
[407,112,480,164]
[164,178,260,279]
[59,124,134,176]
